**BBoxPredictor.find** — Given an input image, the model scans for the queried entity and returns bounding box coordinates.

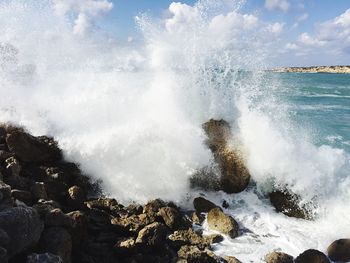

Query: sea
[0,1,349,262]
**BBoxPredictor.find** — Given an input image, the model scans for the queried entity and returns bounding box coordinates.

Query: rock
[39,227,72,263]
[0,247,7,263]
[190,211,205,225]
[0,182,11,201]
[189,166,221,191]
[125,203,143,216]
[33,199,61,218]
[5,157,21,177]
[193,197,218,214]
[295,249,330,263]
[11,189,32,204]
[66,211,87,247]
[114,237,137,254]
[224,256,242,263]
[265,252,294,263]
[6,131,62,163]
[26,253,63,263]
[0,229,10,247]
[202,119,231,152]
[68,186,86,208]
[135,222,167,249]
[0,207,43,257]
[111,213,155,233]
[269,191,312,219]
[207,208,239,239]
[31,182,47,200]
[85,198,120,212]
[143,199,166,215]
[327,239,350,262]
[177,245,219,263]
[157,206,191,230]
[0,151,13,161]
[222,200,229,209]
[45,208,75,228]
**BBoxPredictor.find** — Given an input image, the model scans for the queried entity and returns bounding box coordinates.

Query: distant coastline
[268,65,350,74]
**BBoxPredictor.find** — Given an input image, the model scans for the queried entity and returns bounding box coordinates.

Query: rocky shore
[269,65,350,74]
[0,121,349,263]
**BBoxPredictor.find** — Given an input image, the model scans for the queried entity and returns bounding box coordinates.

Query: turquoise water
[276,73,350,152]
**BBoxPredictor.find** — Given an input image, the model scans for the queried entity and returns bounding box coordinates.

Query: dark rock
[0,182,11,200]
[265,252,294,263]
[114,237,137,254]
[33,199,61,218]
[0,228,10,247]
[157,206,191,230]
[11,189,32,204]
[0,151,13,161]
[193,197,218,214]
[269,191,312,219]
[177,245,220,263]
[44,181,69,202]
[67,186,86,208]
[0,246,7,263]
[294,249,330,263]
[45,208,75,228]
[222,200,229,209]
[190,211,205,225]
[0,207,43,257]
[6,131,62,163]
[143,199,166,215]
[327,239,350,262]
[66,211,87,247]
[31,182,47,200]
[39,227,72,263]
[26,253,63,263]
[5,157,21,177]
[135,222,167,249]
[202,119,231,152]
[207,208,239,239]
[125,203,143,216]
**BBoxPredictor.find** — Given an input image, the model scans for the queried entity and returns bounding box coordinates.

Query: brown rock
[177,245,219,263]
[143,199,166,215]
[193,197,218,214]
[157,206,191,230]
[224,256,242,263]
[135,222,167,249]
[207,208,239,239]
[67,186,86,208]
[295,249,330,263]
[111,213,155,233]
[265,252,294,263]
[202,119,231,152]
[190,211,205,225]
[66,211,87,247]
[327,239,350,262]
[114,237,137,254]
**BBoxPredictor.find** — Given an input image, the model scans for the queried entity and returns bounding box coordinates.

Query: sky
[53,0,350,66]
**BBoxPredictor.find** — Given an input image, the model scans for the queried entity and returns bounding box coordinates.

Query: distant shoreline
[268,65,350,74]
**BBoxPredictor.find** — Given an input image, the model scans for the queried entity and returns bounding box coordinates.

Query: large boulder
[207,208,239,239]
[6,131,62,163]
[0,207,43,257]
[327,239,350,262]
[193,197,218,214]
[265,252,294,263]
[294,249,330,263]
[269,191,312,219]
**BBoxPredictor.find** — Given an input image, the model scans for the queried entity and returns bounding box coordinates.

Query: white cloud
[265,0,290,12]
[293,12,308,28]
[53,0,113,35]
[267,22,285,35]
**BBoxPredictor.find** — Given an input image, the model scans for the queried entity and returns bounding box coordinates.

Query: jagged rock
[143,199,166,215]
[177,245,219,263]
[0,207,43,257]
[0,247,7,263]
[0,228,10,247]
[39,227,72,263]
[114,237,137,254]
[45,208,75,228]
[31,182,47,200]
[202,119,251,194]
[265,252,294,263]
[0,182,11,201]
[0,151,13,161]
[223,256,242,263]
[157,206,191,230]
[207,208,239,239]
[11,189,32,204]
[190,211,205,225]
[6,131,62,163]
[66,211,87,247]
[85,198,120,212]
[67,186,86,208]
[125,203,143,216]
[44,181,69,203]
[190,166,221,191]
[327,239,350,262]
[193,197,218,214]
[111,213,155,233]
[135,222,167,249]
[294,249,330,263]
[33,199,61,218]
[5,157,21,177]
[269,191,312,219]
[26,253,63,263]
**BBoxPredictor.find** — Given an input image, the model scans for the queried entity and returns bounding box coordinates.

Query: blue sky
[53,0,350,66]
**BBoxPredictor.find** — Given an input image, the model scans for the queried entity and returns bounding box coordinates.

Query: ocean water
[0,1,349,262]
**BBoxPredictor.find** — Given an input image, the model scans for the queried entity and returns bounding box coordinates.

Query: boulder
[39,227,72,263]
[327,239,350,262]
[190,211,205,225]
[269,191,312,219]
[294,249,330,263]
[157,206,191,230]
[177,245,219,263]
[67,186,86,208]
[45,209,75,228]
[207,208,239,239]
[26,253,63,263]
[31,182,47,200]
[135,222,167,249]
[6,131,62,163]
[265,252,294,263]
[193,197,218,214]
[202,119,231,152]
[0,207,43,257]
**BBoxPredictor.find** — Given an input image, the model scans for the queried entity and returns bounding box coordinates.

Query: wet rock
[190,166,221,191]
[327,239,350,262]
[5,157,21,177]
[45,208,75,228]
[193,197,218,214]
[85,198,120,212]
[66,211,87,247]
[0,207,43,257]
[202,119,231,152]
[27,253,63,263]
[265,252,294,263]
[157,206,191,230]
[223,256,242,263]
[114,237,137,254]
[125,203,143,216]
[11,189,32,204]
[143,199,166,215]
[177,245,219,263]
[67,186,86,208]
[135,222,167,249]
[207,208,239,239]
[111,213,155,233]
[190,211,205,225]
[294,249,330,263]
[6,131,62,163]
[0,247,7,263]
[31,182,47,200]
[269,191,312,219]
[39,227,72,263]
[222,200,229,209]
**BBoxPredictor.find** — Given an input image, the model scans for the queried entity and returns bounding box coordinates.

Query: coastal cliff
[270,65,350,74]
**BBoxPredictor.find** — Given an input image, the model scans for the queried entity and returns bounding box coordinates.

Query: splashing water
[0,0,349,261]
